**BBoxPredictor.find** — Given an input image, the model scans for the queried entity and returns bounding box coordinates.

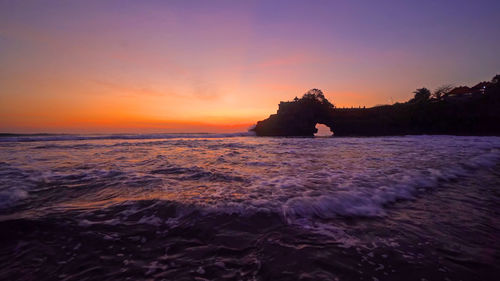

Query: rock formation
[252,76,500,137]
[252,89,335,136]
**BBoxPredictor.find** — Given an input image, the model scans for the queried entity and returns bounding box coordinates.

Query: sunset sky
[1,0,499,133]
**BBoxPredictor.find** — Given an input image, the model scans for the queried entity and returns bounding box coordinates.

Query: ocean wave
[20,144,493,249]
[181,147,499,221]
[0,163,37,209]
[280,148,499,221]
[66,145,497,235]
[1,136,499,223]
[76,146,498,224]
[0,132,255,143]
[152,165,246,182]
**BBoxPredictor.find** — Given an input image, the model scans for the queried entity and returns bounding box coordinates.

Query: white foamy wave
[180,144,500,222]
[121,147,498,224]
[1,136,499,222]
[0,163,38,209]
[280,148,500,221]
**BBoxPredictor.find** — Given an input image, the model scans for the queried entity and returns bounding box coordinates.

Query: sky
[1,0,499,133]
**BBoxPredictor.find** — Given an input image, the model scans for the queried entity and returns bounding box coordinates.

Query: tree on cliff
[432,85,453,101]
[253,88,336,136]
[492,74,500,85]
[300,89,334,108]
[489,75,500,97]
[410,88,431,103]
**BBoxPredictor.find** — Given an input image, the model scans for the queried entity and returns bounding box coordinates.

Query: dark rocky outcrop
[252,76,500,137]
[252,89,335,136]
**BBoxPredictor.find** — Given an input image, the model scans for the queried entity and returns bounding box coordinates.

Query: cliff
[252,76,500,137]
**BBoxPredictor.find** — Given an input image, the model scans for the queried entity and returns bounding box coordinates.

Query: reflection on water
[0,135,499,280]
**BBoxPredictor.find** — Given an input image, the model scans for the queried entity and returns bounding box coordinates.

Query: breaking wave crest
[1,136,499,224]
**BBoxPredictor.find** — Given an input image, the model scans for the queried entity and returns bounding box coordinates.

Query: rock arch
[252,89,336,136]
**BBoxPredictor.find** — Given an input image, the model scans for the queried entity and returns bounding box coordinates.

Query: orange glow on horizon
[0,86,408,134]
[2,1,497,133]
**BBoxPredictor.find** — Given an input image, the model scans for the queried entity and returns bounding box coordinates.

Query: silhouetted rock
[253,89,335,136]
[252,75,500,136]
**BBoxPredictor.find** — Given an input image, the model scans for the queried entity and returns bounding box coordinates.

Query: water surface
[0,134,499,280]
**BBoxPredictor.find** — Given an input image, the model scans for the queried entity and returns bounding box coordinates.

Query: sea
[0,133,499,281]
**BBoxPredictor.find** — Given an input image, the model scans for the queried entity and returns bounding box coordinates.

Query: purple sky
[1,0,499,132]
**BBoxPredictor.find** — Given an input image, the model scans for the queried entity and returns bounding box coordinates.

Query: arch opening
[314,123,334,137]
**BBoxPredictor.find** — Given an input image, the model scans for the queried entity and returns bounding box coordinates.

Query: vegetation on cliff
[252,75,500,136]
